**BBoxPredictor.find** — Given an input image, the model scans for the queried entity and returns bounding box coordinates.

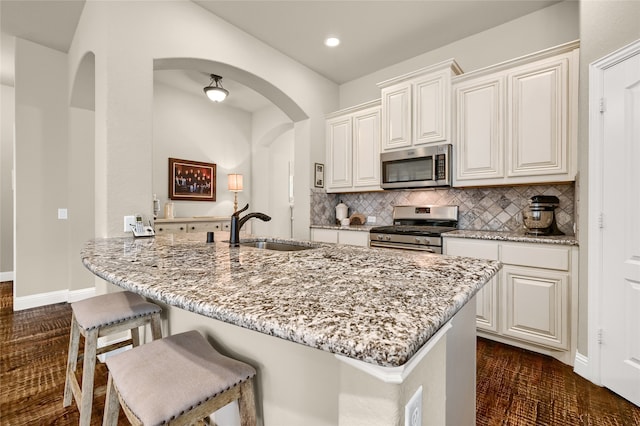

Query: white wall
[152,81,252,219]
[0,84,14,280]
[339,0,579,108]
[68,0,337,241]
[251,105,294,238]
[14,38,69,297]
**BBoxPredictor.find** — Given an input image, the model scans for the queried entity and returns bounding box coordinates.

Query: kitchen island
[81,233,500,426]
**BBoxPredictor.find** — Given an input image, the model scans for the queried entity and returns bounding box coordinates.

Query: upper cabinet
[453,41,579,187]
[326,100,382,193]
[377,59,463,152]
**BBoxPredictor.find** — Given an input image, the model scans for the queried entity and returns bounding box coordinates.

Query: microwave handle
[433,154,437,181]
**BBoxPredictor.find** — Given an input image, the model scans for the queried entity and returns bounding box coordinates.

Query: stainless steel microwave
[380,144,452,189]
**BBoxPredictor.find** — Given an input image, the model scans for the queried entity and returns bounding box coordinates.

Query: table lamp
[228,174,243,212]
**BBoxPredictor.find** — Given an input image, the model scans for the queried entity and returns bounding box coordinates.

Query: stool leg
[238,378,257,426]
[63,315,81,407]
[130,326,141,347]
[79,328,99,426]
[150,312,162,340]
[102,373,120,426]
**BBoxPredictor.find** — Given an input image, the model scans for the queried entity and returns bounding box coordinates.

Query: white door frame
[588,38,640,386]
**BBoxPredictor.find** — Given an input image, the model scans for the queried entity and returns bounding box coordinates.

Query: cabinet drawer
[444,238,499,260]
[187,222,229,233]
[155,223,187,234]
[501,243,570,271]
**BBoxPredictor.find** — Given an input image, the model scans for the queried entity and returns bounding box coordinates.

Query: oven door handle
[370,241,438,253]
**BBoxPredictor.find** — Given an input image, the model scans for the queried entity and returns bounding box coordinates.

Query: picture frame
[168,158,216,201]
[314,163,324,188]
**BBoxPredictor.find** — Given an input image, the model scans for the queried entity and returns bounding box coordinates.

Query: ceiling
[1,0,561,111]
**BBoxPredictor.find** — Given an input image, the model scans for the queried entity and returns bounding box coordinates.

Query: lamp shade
[203,74,229,102]
[228,174,243,192]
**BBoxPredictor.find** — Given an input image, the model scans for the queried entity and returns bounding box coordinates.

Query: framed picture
[314,163,324,188]
[168,158,216,201]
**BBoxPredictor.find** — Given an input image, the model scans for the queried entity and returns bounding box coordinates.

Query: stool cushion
[105,330,256,425]
[71,291,161,331]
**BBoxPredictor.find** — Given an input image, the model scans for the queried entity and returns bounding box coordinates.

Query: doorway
[589,39,640,407]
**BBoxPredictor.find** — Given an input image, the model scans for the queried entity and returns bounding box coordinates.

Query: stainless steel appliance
[380,144,452,189]
[522,195,564,236]
[369,205,458,253]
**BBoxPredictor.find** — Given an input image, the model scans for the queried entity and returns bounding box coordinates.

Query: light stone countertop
[443,229,578,246]
[81,233,500,367]
[310,224,375,232]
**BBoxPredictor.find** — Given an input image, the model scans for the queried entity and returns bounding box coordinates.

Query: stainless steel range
[369,205,458,253]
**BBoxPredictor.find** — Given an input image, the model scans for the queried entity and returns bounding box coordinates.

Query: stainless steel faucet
[229,204,271,246]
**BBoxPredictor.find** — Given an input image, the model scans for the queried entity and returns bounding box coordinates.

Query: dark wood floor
[1,281,639,425]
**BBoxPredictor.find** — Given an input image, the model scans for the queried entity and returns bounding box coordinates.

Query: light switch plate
[58,208,68,220]
[367,216,376,224]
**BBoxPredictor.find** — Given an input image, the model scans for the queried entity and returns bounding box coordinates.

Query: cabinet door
[476,276,499,332]
[338,230,369,247]
[352,107,381,189]
[326,117,353,190]
[507,54,570,177]
[381,83,411,151]
[501,265,569,350]
[413,72,447,145]
[444,238,499,332]
[311,228,338,244]
[454,75,505,181]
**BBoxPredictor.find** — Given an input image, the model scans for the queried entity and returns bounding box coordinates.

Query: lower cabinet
[154,218,230,235]
[443,237,578,364]
[310,228,370,247]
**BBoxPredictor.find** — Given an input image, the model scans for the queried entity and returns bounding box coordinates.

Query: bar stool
[63,291,163,426]
[102,330,257,426]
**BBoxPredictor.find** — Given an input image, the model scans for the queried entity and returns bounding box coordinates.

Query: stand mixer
[522,195,564,236]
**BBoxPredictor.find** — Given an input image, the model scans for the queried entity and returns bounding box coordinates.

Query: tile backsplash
[311,183,575,235]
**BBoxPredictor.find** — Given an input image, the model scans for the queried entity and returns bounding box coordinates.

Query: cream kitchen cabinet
[154,218,230,235]
[310,228,369,247]
[444,236,578,365]
[378,59,462,152]
[453,41,579,187]
[325,100,381,193]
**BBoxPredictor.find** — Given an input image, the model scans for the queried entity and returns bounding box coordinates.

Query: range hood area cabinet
[325,100,382,193]
[452,41,580,187]
[377,59,463,152]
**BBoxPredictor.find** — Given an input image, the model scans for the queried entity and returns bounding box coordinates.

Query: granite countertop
[81,233,500,367]
[310,224,375,232]
[444,229,578,246]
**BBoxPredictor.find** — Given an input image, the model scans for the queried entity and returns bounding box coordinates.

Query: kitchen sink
[239,240,317,251]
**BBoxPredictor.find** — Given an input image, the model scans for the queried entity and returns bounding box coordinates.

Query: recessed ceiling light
[325,37,340,47]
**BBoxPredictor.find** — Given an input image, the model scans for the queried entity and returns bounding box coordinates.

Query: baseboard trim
[0,271,14,282]
[13,287,97,311]
[573,351,589,380]
[68,287,97,303]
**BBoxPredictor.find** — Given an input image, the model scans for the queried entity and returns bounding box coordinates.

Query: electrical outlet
[124,215,136,232]
[57,208,68,220]
[405,386,422,426]
[367,216,376,224]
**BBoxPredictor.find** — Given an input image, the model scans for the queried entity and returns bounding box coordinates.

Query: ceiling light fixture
[325,37,340,47]
[203,74,229,102]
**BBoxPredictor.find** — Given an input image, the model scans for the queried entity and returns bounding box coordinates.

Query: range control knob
[415,237,422,243]
[377,234,384,240]
[385,235,391,241]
